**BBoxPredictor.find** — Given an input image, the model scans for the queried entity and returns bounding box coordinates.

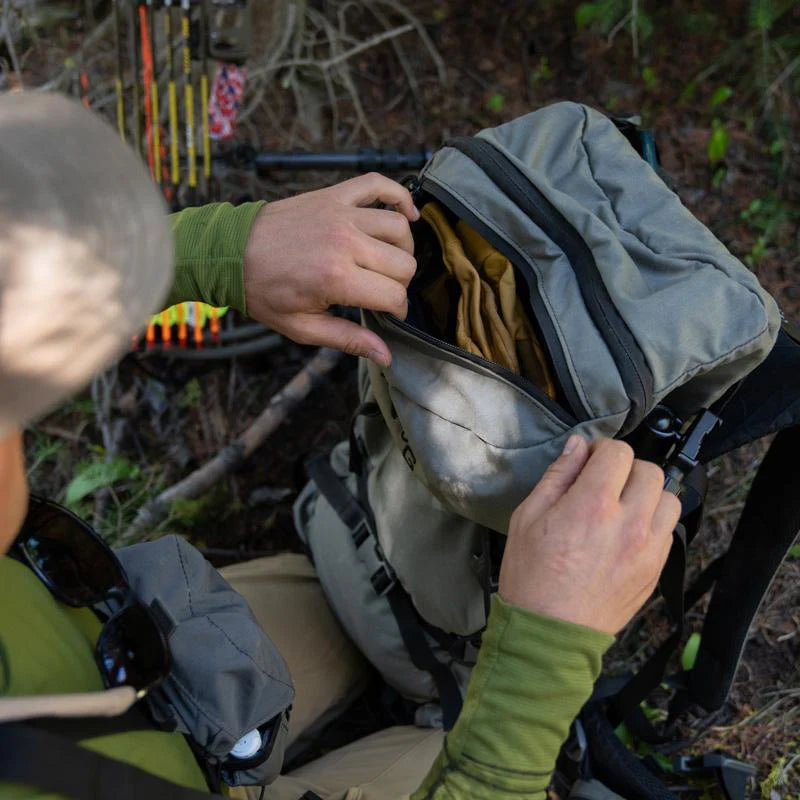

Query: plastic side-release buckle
[355,533,398,597]
[673,753,756,800]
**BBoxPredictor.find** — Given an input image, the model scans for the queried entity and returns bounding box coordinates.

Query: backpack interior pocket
[408,200,557,399]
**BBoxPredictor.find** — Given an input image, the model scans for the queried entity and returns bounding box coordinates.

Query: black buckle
[352,518,370,548]
[673,753,756,800]
[354,531,398,597]
[370,563,398,597]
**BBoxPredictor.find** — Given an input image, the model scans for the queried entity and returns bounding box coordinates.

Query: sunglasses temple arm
[0,686,139,723]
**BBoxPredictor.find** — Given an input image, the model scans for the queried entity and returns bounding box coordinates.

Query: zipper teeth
[383,313,577,426]
[418,179,589,422]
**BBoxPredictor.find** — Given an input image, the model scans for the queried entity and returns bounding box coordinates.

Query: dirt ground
[5,0,800,794]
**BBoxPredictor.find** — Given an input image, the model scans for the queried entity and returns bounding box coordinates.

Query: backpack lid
[365,102,780,532]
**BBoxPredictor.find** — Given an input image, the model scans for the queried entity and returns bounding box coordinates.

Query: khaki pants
[221,554,443,800]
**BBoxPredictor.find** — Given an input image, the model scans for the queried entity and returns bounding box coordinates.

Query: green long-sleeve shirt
[0,203,613,799]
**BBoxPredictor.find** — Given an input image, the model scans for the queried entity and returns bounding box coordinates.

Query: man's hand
[243,173,419,367]
[499,436,681,635]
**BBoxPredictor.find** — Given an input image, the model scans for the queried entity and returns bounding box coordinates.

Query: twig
[2,0,23,88]
[373,0,446,85]
[37,13,113,92]
[247,23,414,81]
[121,347,343,543]
[91,367,125,528]
[766,53,800,99]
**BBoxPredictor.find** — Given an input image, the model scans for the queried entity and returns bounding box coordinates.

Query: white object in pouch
[230,728,262,759]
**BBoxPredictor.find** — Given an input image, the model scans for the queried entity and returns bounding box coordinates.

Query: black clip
[662,408,721,496]
[673,753,756,800]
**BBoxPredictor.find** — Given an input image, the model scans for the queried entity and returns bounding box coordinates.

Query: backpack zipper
[401,179,588,422]
[375,308,578,427]
[439,136,655,433]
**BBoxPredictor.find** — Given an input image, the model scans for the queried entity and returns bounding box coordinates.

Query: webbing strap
[0,722,221,800]
[607,464,707,735]
[307,448,463,730]
[689,425,800,710]
[608,526,686,733]
[581,705,679,800]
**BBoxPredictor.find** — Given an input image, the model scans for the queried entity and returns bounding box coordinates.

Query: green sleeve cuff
[413,595,613,800]
[165,201,266,313]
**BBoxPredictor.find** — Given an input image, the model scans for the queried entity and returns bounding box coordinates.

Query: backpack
[294,102,800,797]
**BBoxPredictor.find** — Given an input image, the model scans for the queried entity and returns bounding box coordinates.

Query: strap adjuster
[370,562,397,597]
[355,534,397,597]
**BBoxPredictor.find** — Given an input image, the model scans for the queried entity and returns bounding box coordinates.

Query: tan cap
[0,92,173,436]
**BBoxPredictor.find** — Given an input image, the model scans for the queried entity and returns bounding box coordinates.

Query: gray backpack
[295,103,800,800]
[296,103,780,701]
[294,101,789,742]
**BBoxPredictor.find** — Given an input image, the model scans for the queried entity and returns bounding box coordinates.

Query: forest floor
[5,0,800,795]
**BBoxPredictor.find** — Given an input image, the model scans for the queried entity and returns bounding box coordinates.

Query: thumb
[292,313,393,366]
[519,435,590,518]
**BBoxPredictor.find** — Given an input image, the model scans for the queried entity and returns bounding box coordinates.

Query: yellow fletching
[169,83,179,186]
[115,78,125,141]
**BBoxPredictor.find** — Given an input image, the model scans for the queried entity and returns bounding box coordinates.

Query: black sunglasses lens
[97,605,171,691]
[19,498,126,605]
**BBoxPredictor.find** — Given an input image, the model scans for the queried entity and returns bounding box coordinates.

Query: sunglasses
[12,495,172,694]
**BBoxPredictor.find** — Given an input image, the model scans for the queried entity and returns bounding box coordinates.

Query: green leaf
[788,543,800,559]
[769,138,784,156]
[575,2,599,29]
[709,86,734,108]
[681,632,702,671]
[635,11,654,42]
[485,93,506,113]
[749,0,777,31]
[641,67,658,89]
[65,458,139,506]
[708,119,730,164]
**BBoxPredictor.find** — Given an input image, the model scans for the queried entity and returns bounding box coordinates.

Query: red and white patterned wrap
[209,63,247,140]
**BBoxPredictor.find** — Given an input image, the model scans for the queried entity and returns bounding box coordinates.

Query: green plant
[740,194,800,266]
[65,456,140,508]
[575,0,653,63]
[485,93,506,113]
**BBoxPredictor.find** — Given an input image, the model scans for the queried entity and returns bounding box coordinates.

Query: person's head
[0,91,175,553]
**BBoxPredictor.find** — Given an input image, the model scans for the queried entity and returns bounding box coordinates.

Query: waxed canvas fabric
[116,536,294,785]
[364,101,780,532]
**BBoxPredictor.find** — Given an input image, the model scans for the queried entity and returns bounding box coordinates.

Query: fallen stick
[121,346,343,543]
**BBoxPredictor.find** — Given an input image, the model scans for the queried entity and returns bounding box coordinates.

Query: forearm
[166,201,265,312]
[412,595,612,800]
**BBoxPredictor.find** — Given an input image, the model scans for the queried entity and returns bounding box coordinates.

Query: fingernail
[412,204,421,221]
[563,435,581,455]
[367,350,390,367]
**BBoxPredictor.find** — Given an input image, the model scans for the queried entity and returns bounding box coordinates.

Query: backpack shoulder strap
[688,424,800,710]
[0,722,222,800]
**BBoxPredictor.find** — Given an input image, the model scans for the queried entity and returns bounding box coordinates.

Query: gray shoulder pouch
[115,535,294,787]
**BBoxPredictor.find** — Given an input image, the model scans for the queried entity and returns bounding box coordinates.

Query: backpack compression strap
[688,424,800,710]
[0,722,222,800]
[306,450,464,730]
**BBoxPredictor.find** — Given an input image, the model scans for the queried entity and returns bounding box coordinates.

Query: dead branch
[2,0,23,87]
[37,13,113,92]
[121,347,343,543]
